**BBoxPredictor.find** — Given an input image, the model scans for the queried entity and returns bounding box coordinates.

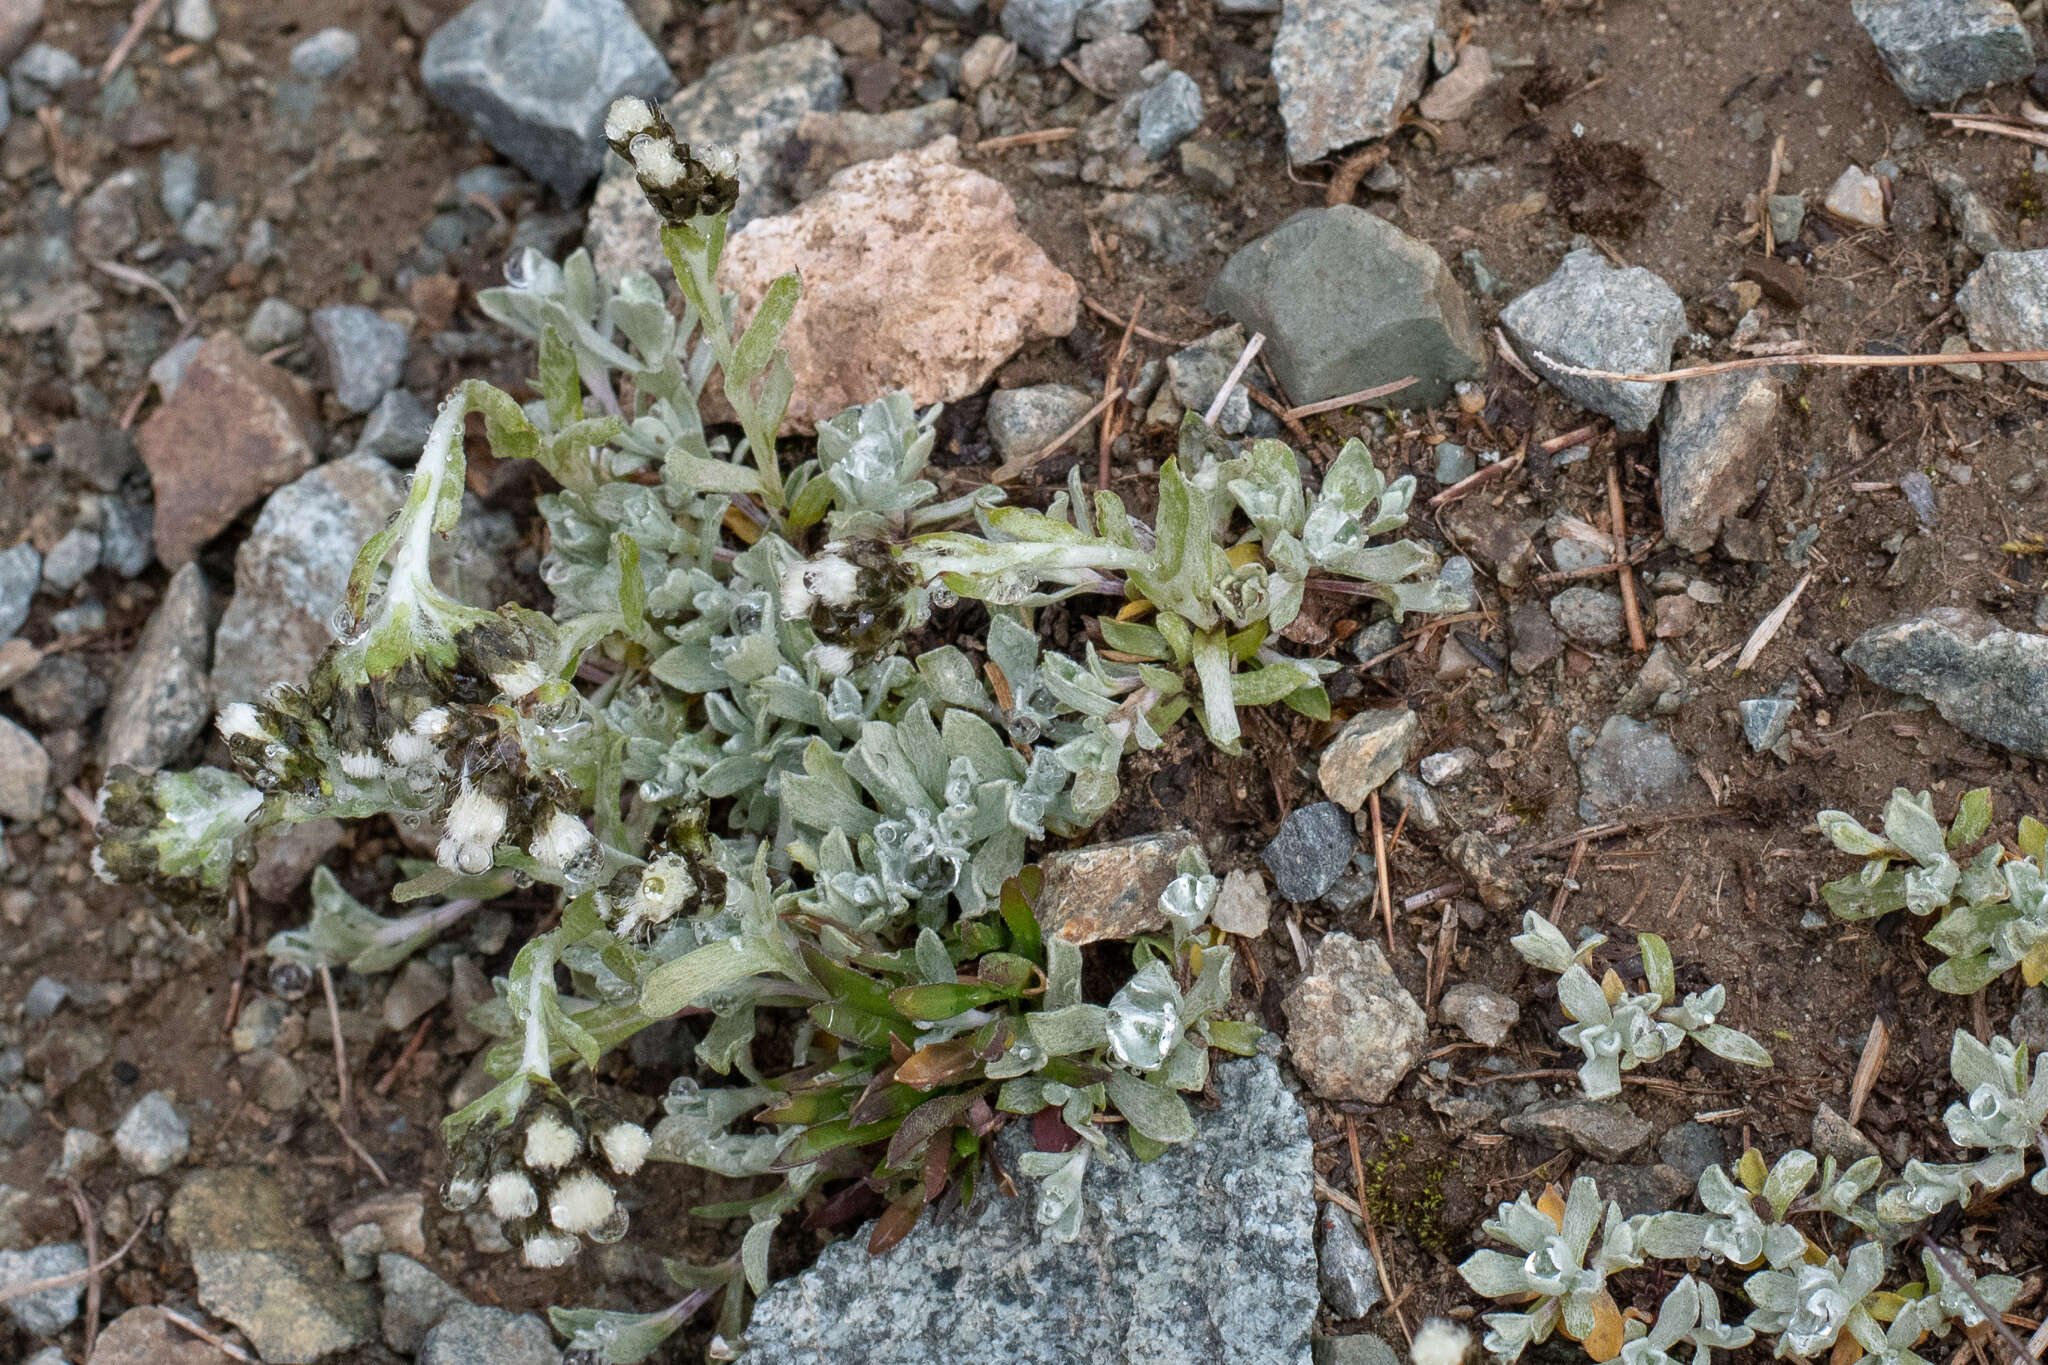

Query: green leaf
[1203,1018,1263,1055]
[1098,618,1171,659]
[639,936,782,1019]
[1232,661,1314,707]
[1282,684,1331,721]
[540,325,581,429]
[663,451,764,495]
[1639,932,1675,1005]
[1928,953,2005,995]
[612,532,645,636]
[2022,816,2048,862]
[889,982,1002,1021]
[547,1305,689,1363]
[1104,1069,1195,1144]
[1000,869,1045,963]
[1026,1004,1111,1056]
[1948,788,1994,848]
[731,272,801,384]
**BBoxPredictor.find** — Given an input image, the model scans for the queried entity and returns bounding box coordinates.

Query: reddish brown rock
[715,138,1080,433]
[135,333,317,567]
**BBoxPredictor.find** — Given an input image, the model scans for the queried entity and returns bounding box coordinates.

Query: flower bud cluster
[444,1092,653,1268]
[778,539,917,675]
[603,95,739,225]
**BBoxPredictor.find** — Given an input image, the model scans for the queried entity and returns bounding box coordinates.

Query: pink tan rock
[135,333,318,567]
[715,137,1080,433]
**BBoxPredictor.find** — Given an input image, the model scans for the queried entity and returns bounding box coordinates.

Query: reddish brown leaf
[869,1187,925,1256]
[1032,1106,1082,1153]
[894,1037,982,1091]
[923,1127,954,1202]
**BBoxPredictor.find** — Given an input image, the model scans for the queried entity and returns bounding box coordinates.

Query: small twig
[160,1307,260,1363]
[1539,423,1603,454]
[1759,135,1785,256]
[1100,292,1144,490]
[972,127,1076,152]
[1082,297,1200,347]
[0,1206,154,1302]
[1849,1015,1889,1128]
[319,964,352,1120]
[373,1010,437,1097]
[327,1110,391,1186]
[1326,143,1394,206]
[1936,115,2048,151]
[1919,1239,2044,1365]
[1370,791,1395,953]
[1402,882,1462,912]
[1606,461,1646,653]
[1347,1117,1412,1345]
[90,257,188,325]
[1733,570,1812,671]
[991,387,1122,482]
[1548,838,1588,923]
[100,0,170,84]
[1526,345,2048,385]
[66,1182,101,1361]
[1204,332,1266,426]
[1429,451,1524,507]
[1284,376,1422,421]
[1494,327,1540,383]
[1248,385,1317,450]
[1532,552,1650,585]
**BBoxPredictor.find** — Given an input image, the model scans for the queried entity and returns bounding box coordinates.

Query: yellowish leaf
[1115,599,1155,622]
[1737,1148,1768,1195]
[1537,1183,1567,1231]
[2022,939,2048,988]
[1600,968,1625,1006]
[1581,1291,1626,1362]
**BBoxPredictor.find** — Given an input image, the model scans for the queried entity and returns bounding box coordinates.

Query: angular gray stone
[1739,696,1795,752]
[1811,1103,1882,1169]
[1574,715,1692,817]
[0,1243,83,1335]
[179,199,238,250]
[1548,585,1624,646]
[1002,0,1087,64]
[1037,829,1203,944]
[421,0,673,198]
[0,542,39,642]
[38,526,98,591]
[1136,69,1202,158]
[1283,933,1426,1103]
[419,1304,560,1364]
[1317,1204,1380,1318]
[379,1254,472,1354]
[7,42,76,109]
[310,305,409,415]
[75,169,145,258]
[289,27,360,79]
[1446,831,1526,911]
[986,383,1096,464]
[1574,1162,1692,1218]
[352,388,433,461]
[0,715,47,821]
[774,100,965,203]
[1272,0,1437,165]
[171,0,217,43]
[1767,193,1806,244]
[1165,335,1252,430]
[1658,369,1781,553]
[1212,867,1271,937]
[102,561,212,772]
[1503,1099,1652,1161]
[51,419,137,492]
[1077,0,1152,39]
[1958,248,2048,383]
[1207,206,1481,408]
[1850,0,2033,107]
[1439,981,1519,1047]
[745,1057,1315,1365]
[245,297,308,350]
[10,654,105,728]
[1844,608,2048,757]
[1264,801,1357,901]
[113,1091,189,1174]
[1317,706,1417,811]
[585,37,841,279]
[1499,249,1685,431]
[2009,986,2048,1052]
[1316,1335,1401,1365]
[1657,1122,1725,1182]
[1932,167,2009,258]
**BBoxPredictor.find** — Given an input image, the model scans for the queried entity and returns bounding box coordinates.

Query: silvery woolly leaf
[1882,788,1950,868]
[1159,868,1217,942]
[1104,959,1183,1072]
[1817,810,1894,858]
[1511,911,1598,974]
[1018,1146,1089,1241]
[1104,1069,1195,1144]
[1025,1003,1111,1057]
[546,1304,690,1364]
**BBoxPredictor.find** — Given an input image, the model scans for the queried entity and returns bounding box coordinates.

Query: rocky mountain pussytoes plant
[88,100,1464,1359]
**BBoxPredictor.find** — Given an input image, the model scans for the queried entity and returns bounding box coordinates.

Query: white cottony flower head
[528,809,594,871]
[604,95,659,148]
[443,1173,483,1210]
[338,750,385,781]
[523,1110,580,1170]
[384,729,436,767]
[778,562,815,617]
[548,1170,617,1233]
[599,1121,652,1177]
[809,643,855,677]
[616,854,695,934]
[1411,1319,1471,1365]
[487,1169,538,1220]
[808,553,861,608]
[523,1229,580,1268]
[634,136,687,190]
[412,707,452,738]
[216,702,268,743]
[698,142,739,178]
[438,782,508,875]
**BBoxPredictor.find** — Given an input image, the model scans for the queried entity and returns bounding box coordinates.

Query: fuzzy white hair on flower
[487,1169,538,1220]
[216,702,267,743]
[338,750,386,781]
[443,1173,483,1210]
[604,96,658,148]
[779,562,816,618]
[523,1230,580,1268]
[412,707,452,737]
[809,643,855,678]
[385,730,435,767]
[699,142,739,178]
[529,809,594,871]
[548,1170,617,1234]
[492,660,549,700]
[439,782,508,875]
[523,1111,580,1170]
[599,1121,652,1177]
[634,137,687,190]
[1411,1320,1470,1365]
[617,854,694,934]
[806,553,861,609]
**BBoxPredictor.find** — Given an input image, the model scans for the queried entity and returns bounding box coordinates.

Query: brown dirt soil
[6,0,2048,1359]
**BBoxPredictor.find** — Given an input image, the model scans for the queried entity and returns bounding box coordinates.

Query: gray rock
[22,975,65,1019]
[0,1094,33,1145]
[0,1243,84,1335]
[0,543,39,641]
[1418,748,1476,786]
[1657,1122,1725,1182]
[10,654,106,728]
[1548,585,1624,645]
[171,0,218,42]
[1165,336,1252,430]
[148,333,206,399]
[1811,1103,1882,1169]
[244,296,308,350]
[1099,191,1212,266]
[2009,986,2048,1051]
[986,383,1097,464]
[379,1253,472,1354]
[1767,193,1806,243]
[1504,1099,1652,1161]
[7,42,77,109]
[1739,696,1796,752]
[158,150,205,224]
[418,1304,561,1364]
[1575,1162,1691,1217]
[1316,1336,1401,1365]
[250,817,345,902]
[102,562,212,771]
[1958,249,2048,383]
[745,1057,1315,1365]
[311,305,409,414]
[353,387,434,460]
[48,1128,105,1181]
[179,199,238,250]
[1509,602,1563,674]
[382,959,449,1032]
[0,715,48,820]
[1212,867,1271,937]
[113,1091,189,1174]
[1208,206,1481,409]
[1037,830,1203,944]
[168,1168,377,1363]
[584,37,841,279]
[1002,0,1087,63]
[1179,139,1236,195]
[1844,608,2048,757]
[1283,932,1426,1103]
[50,601,103,635]
[289,27,360,79]
[97,496,153,577]
[76,168,146,258]
[1574,716,1692,818]
[51,419,138,492]
[1272,0,1436,165]
[1317,706,1417,812]
[1619,643,1692,719]
[1658,369,1781,553]
[1445,831,1527,911]
[1076,0,1153,39]
[774,101,966,202]
[38,526,99,591]
[1439,981,1519,1047]
[1850,0,2033,107]
[421,0,674,198]
[1435,443,1475,485]
[1380,772,1438,832]
[1931,168,2008,257]
[1136,69,1202,158]
[1318,1204,1380,1318]
[1499,249,1686,431]
[1263,801,1357,901]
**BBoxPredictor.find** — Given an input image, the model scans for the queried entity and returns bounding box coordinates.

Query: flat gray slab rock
[585,37,842,280]
[1958,248,2048,383]
[1658,369,1781,553]
[1207,205,1481,408]
[1845,608,2048,758]
[1572,715,1692,820]
[1499,249,1685,431]
[421,0,673,198]
[1282,932,1426,1103]
[1850,0,2033,107]
[1272,0,1437,165]
[744,1056,1315,1365]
